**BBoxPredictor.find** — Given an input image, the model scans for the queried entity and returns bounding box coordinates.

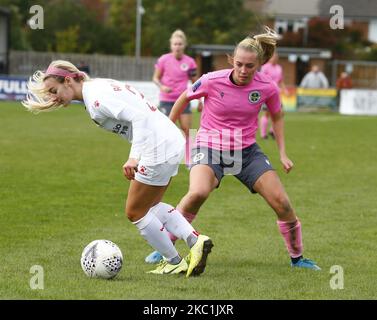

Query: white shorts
[134,152,184,186]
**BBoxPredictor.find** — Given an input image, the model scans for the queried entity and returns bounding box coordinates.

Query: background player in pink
[152,29,200,169]
[22,60,213,277]
[259,52,288,139]
[165,27,320,270]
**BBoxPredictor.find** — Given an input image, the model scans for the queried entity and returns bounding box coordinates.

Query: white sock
[151,202,198,247]
[133,209,180,262]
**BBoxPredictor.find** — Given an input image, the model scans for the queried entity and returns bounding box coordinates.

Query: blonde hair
[22,60,90,113]
[229,26,280,65]
[170,29,187,46]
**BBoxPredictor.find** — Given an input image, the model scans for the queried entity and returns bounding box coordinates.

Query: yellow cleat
[186,235,213,277]
[147,257,188,275]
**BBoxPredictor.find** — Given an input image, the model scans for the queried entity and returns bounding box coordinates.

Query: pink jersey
[155,53,197,102]
[260,62,283,85]
[186,69,281,150]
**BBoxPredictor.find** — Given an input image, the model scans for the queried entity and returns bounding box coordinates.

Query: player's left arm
[188,60,204,112]
[110,106,145,181]
[278,66,289,95]
[270,109,293,173]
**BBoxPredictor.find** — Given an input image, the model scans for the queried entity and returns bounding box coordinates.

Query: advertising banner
[296,88,337,111]
[339,89,377,115]
[281,87,297,112]
[0,76,28,101]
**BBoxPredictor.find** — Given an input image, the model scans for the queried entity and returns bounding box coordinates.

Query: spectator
[300,65,329,89]
[336,72,352,90]
[336,72,353,107]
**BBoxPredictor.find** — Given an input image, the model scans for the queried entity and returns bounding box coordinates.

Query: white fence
[9,50,157,81]
[331,60,377,89]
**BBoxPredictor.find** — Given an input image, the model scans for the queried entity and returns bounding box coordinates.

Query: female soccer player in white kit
[22,60,213,277]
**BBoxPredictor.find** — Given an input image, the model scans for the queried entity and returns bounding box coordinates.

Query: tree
[104,0,137,56]
[3,0,257,56]
[25,0,122,54]
[306,17,364,59]
[0,1,31,50]
[55,25,90,53]
[142,0,255,55]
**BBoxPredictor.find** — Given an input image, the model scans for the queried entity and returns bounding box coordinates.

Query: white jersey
[82,78,185,165]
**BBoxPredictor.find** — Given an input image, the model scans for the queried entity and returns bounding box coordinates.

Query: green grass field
[0,101,376,300]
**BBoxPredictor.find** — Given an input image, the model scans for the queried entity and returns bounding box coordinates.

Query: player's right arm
[153,64,171,93]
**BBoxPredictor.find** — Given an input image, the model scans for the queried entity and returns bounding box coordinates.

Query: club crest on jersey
[192,80,201,92]
[248,91,261,103]
[93,100,100,108]
[180,63,189,71]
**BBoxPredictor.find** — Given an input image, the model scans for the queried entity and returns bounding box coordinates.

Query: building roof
[247,0,377,20]
[190,44,332,59]
[262,0,321,18]
[318,0,377,19]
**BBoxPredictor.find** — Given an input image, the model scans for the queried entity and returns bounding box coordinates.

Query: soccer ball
[80,240,123,279]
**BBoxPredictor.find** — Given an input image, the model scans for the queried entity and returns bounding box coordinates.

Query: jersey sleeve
[186,74,209,101]
[188,57,198,78]
[127,118,145,161]
[154,55,165,73]
[265,83,282,115]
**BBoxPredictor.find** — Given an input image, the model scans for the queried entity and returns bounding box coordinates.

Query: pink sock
[260,115,268,137]
[277,219,303,258]
[169,211,197,243]
[185,136,192,167]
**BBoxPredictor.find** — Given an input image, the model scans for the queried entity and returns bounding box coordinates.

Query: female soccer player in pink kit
[22,60,213,277]
[153,30,199,167]
[165,27,320,270]
[259,52,287,139]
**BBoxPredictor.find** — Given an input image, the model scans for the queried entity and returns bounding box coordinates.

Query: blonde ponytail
[22,60,90,113]
[232,26,280,65]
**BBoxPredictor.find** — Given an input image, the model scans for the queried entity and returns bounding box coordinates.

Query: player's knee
[125,209,136,222]
[125,204,142,222]
[187,189,210,205]
[274,195,293,217]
